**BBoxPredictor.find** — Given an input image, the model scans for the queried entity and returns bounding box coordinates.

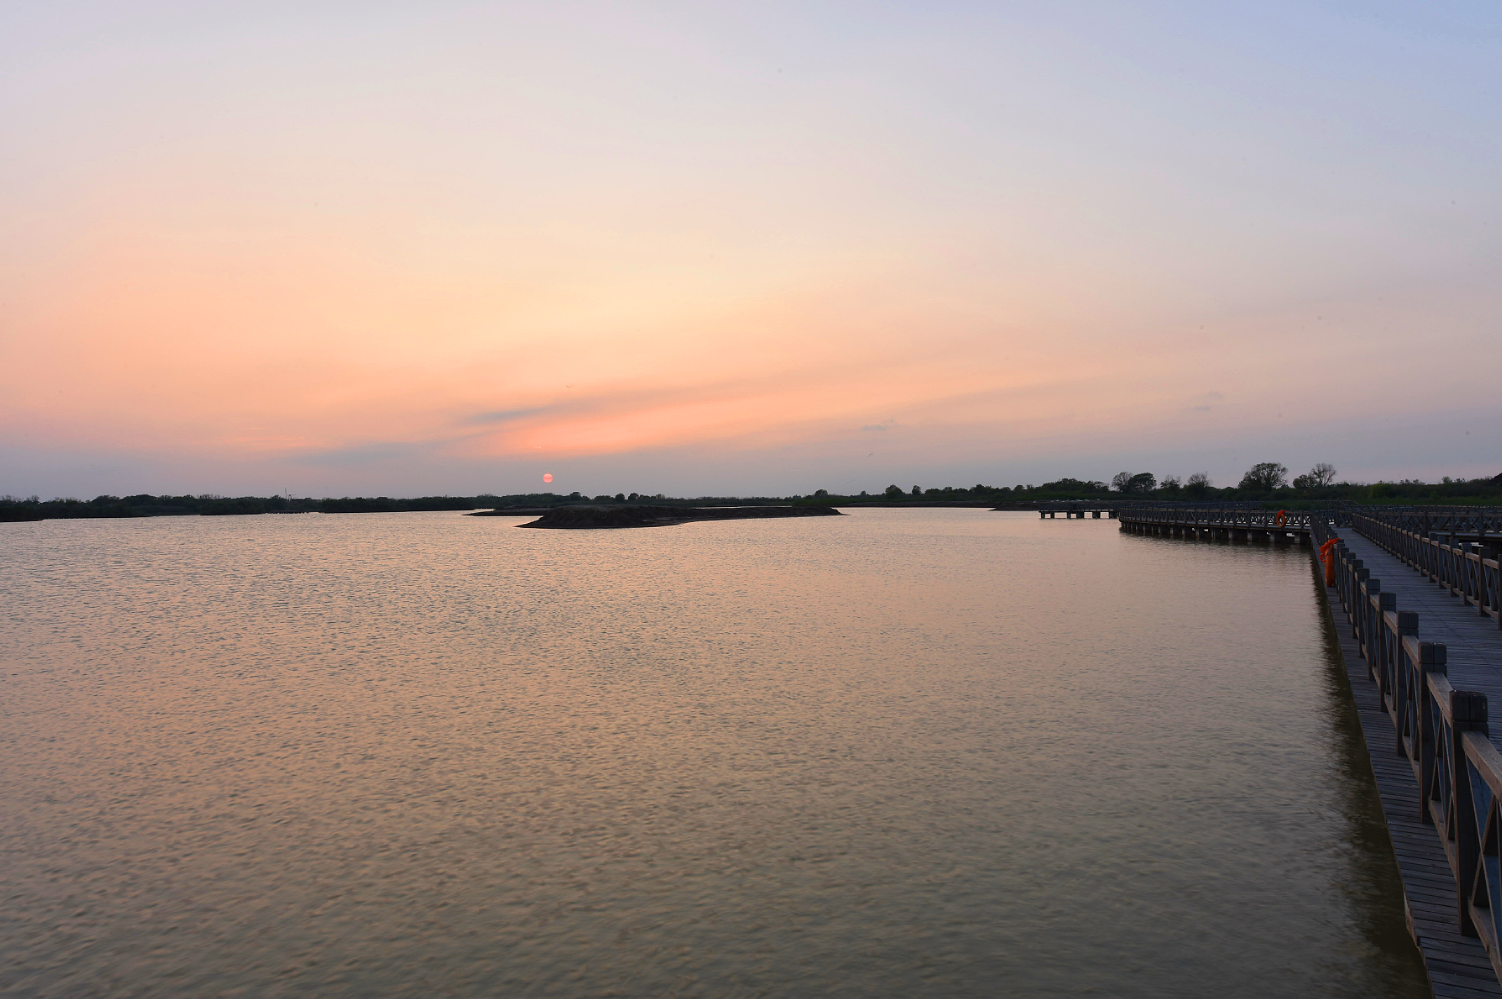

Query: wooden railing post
[1408,640,1443,815]
[1375,590,1397,708]
[1463,543,1477,607]
[1352,564,1368,636]
[1361,578,1381,674]
[1475,546,1494,618]
[1392,611,1420,754]
[1461,733,1502,979]
[1479,546,1498,622]
[1495,551,1502,632]
[1453,689,1489,936]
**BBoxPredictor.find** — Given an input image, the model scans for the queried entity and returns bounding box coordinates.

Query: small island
[494,505,843,529]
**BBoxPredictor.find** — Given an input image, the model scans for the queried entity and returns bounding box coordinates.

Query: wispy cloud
[465,407,553,426]
[1183,391,1225,414]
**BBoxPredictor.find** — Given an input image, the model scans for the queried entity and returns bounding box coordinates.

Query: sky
[3,2,1500,499]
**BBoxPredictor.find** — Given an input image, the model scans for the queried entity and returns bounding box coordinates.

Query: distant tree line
[0,490,773,523]
[1033,461,1502,506]
[5,464,1500,524]
[800,463,1502,507]
[1,493,519,523]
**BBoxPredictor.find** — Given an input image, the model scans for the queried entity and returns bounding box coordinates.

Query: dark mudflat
[511,505,842,529]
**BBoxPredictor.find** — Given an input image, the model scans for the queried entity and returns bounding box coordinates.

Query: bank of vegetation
[0,493,488,523]
[4,462,1499,524]
[1001,462,1502,509]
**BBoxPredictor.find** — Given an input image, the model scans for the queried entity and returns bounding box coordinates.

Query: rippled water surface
[1,509,1428,997]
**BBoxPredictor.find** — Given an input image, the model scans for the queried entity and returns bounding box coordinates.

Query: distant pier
[1118,505,1311,544]
[1037,501,1117,519]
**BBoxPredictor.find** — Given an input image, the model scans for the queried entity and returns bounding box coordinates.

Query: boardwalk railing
[1036,501,1117,518]
[1358,507,1502,539]
[1314,513,1502,982]
[1117,506,1312,542]
[1351,514,1502,629]
[1036,500,1304,520]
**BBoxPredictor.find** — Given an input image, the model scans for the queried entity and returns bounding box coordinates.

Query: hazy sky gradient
[4,2,1499,498]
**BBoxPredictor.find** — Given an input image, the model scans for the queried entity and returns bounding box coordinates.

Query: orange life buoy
[1274,510,1288,527]
[1319,537,1340,585]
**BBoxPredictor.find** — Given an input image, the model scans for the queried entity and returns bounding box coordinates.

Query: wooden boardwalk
[1118,505,1313,542]
[1118,506,1502,996]
[1340,531,1502,721]
[1318,540,1502,997]
[1098,503,1502,992]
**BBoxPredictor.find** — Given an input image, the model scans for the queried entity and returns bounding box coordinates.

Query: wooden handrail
[1349,512,1502,627]
[1464,731,1502,802]
[1428,671,1457,721]
[1119,506,1312,528]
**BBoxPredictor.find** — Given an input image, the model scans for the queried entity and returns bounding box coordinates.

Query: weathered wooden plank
[1431,985,1502,999]
[1425,957,1497,974]
[1423,946,1500,969]
[1431,969,1502,990]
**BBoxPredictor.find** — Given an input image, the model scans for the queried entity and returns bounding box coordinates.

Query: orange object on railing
[1274,509,1288,528]
[1319,538,1340,585]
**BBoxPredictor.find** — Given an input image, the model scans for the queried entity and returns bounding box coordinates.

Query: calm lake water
[1,509,1428,998]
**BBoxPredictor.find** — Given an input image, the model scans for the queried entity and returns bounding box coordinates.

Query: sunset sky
[3,2,1499,499]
